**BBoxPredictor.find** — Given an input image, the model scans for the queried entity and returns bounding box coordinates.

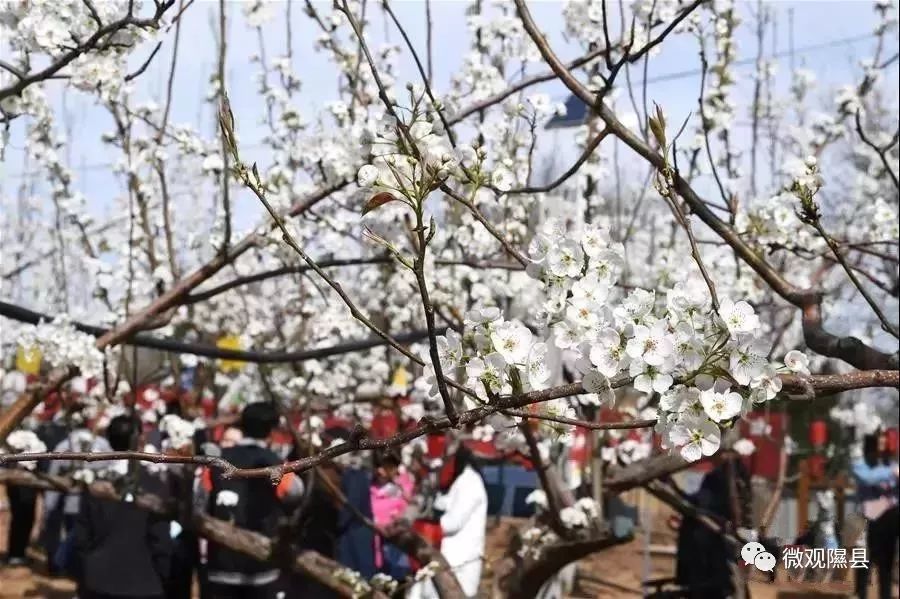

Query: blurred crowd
[2,400,489,599]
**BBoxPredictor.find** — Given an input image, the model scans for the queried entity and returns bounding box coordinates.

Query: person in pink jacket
[370,450,414,579]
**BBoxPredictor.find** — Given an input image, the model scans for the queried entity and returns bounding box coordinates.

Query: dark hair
[240,402,279,439]
[107,415,136,452]
[374,449,401,469]
[165,399,183,417]
[863,432,881,466]
[323,426,351,445]
[452,444,478,480]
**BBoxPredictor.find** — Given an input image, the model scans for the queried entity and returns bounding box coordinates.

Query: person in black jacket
[198,402,303,599]
[73,415,173,599]
[675,459,752,599]
[3,468,38,566]
[282,444,340,599]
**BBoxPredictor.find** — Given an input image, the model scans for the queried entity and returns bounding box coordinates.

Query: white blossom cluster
[562,0,691,52]
[831,401,885,437]
[525,489,601,529]
[332,567,399,599]
[515,497,604,560]
[427,307,578,440]
[159,414,197,451]
[16,316,105,378]
[525,219,807,462]
[0,0,151,111]
[357,97,456,207]
[3,429,47,470]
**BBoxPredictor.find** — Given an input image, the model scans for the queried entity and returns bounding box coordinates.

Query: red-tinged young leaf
[362,192,397,215]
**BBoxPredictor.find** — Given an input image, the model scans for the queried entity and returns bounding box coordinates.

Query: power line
[636,31,880,86]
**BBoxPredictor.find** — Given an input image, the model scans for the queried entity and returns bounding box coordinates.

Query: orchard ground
[1,486,886,599]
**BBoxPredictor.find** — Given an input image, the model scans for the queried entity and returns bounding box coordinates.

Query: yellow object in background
[217,335,245,372]
[16,345,41,375]
[391,366,410,389]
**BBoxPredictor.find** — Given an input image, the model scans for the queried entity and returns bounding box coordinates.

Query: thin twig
[439,184,528,266]
[808,219,899,338]
[124,41,163,82]
[854,110,900,190]
[382,0,455,147]
[503,409,657,431]
[506,129,610,195]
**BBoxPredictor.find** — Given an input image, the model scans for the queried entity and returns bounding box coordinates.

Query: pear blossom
[464,306,502,326]
[672,322,704,371]
[526,342,551,389]
[490,320,532,364]
[630,361,674,394]
[589,328,625,377]
[436,330,463,368]
[491,167,514,191]
[560,506,589,528]
[566,298,601,330]
[4,430,47,470]
[750,366,783,401]
[729,337,770,385]
[626,321,675,367]
[733,439,757,456]
[590,249,626,285]
[546,240,584,278]
[699,388,743,422]
[717,299,760,337]
[784,350,811,376]
[466,353,507,397]
[580,225,610,257]
[669,416,722,462]
[525,489,548,510]
[659,385,700,413]
[570,273,609,304]
[615,289,655,324]
[552,321,580,349]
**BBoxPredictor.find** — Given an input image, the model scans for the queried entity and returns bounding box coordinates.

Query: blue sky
[1,1,894,229]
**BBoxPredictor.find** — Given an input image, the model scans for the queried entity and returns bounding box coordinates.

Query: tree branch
[0,469,382,598]
[513,0,899,371]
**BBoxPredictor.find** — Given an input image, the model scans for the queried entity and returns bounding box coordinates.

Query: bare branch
[506,128,610,195]
[503,409,657,431]
[854,109,900,190]
[382,0,456,147]
[124,41,162,82]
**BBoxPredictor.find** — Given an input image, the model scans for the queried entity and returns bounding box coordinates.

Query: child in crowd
[370,450,414,580]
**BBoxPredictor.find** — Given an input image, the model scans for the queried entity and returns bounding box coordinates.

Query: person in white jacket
[409,445,488,599]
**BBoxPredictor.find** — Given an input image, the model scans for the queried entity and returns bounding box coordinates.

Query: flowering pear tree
[1,0,898,596]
